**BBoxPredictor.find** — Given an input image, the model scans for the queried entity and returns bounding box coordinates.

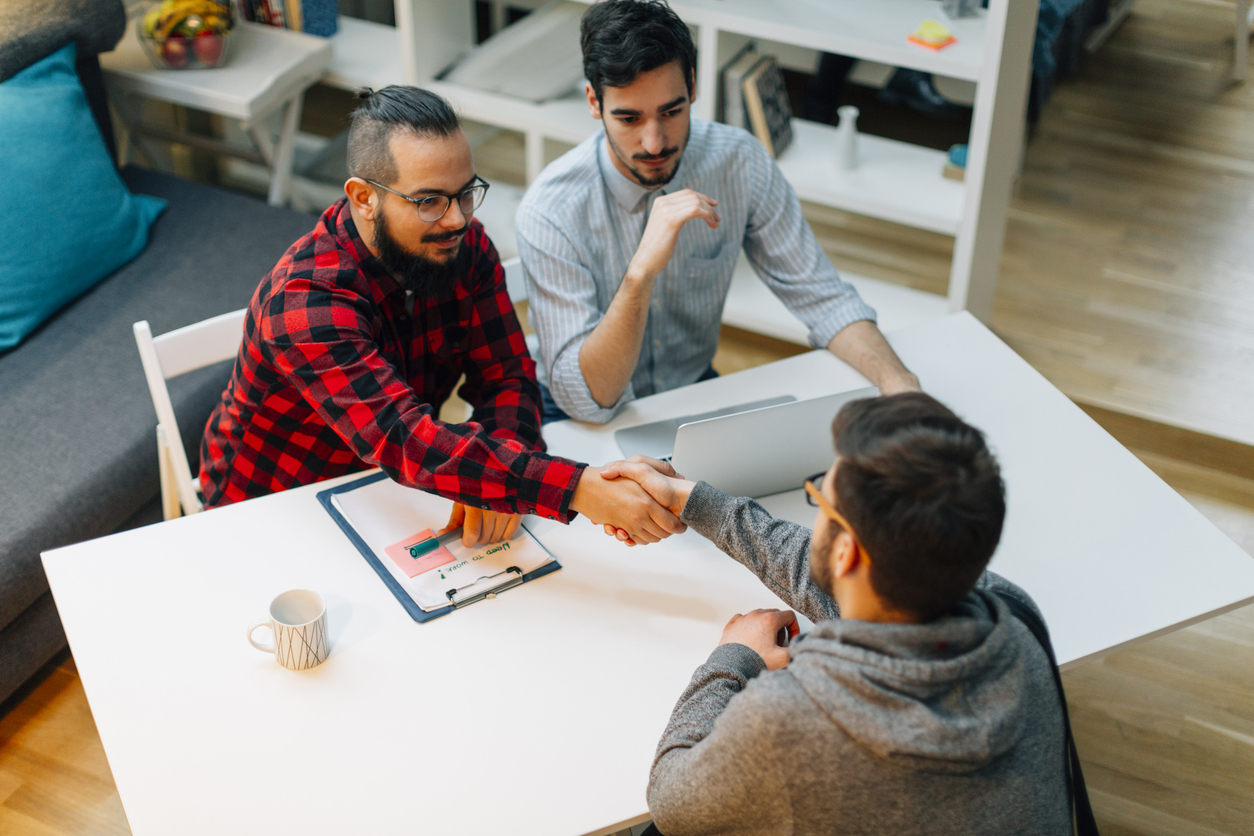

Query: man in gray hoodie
[600,392,1072,835]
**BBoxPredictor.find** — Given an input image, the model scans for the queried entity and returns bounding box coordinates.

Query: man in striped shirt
[516,0,920,424]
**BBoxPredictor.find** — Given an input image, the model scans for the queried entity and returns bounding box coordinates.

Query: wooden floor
[5,1,1253,833]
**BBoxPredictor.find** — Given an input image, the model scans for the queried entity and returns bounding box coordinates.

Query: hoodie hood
[788,589,1030,774]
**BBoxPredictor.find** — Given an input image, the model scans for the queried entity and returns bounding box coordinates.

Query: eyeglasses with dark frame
[365,176,490,223]
[803,471,862,552]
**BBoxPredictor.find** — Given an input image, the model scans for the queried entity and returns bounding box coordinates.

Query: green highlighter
[407,538,441,559]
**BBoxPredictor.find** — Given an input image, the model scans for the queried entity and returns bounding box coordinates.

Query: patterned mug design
[248,589,329,671]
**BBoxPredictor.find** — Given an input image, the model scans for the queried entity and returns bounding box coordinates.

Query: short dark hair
[829,393,1006,622]
[346,86,460,185]
[580,0,696,104]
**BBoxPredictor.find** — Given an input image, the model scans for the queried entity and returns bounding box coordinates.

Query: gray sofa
[0,48,317,704]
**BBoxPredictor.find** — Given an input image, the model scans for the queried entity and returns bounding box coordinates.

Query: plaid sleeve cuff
[515,455,586,522]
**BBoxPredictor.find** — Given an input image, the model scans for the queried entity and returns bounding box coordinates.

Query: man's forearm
[578,269,655,408]
[826,320,920,395]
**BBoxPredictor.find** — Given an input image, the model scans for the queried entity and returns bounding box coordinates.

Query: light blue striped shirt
[515,118,877,423]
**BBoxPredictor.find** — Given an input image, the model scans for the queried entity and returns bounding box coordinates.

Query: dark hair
[580,0,696,104]
[829,393,1006,622]
[346,86,460,184]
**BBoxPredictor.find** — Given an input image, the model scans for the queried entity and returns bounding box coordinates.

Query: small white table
[42,313,1254,835]
[101,21,332,205]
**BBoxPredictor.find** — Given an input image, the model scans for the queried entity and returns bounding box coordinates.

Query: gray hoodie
[647,482,1071,836]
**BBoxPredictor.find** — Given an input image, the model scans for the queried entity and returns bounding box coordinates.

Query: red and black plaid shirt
[200,199,584,521]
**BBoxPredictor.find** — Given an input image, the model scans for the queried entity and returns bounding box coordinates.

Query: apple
[161,36,189,69]
[193,31,224,66]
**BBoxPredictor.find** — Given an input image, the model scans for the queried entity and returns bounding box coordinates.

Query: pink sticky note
[384,529,457,578]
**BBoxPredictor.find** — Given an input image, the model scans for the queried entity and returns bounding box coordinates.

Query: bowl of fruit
[138,0,234,70]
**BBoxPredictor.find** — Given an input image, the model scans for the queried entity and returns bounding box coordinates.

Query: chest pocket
[683,243,736,283]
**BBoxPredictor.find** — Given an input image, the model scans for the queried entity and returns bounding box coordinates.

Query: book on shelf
[719,43,760,131]
[238,0,337,36]
[742,56,793,159]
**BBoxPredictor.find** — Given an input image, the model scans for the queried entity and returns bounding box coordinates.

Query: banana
[150,0,230,40]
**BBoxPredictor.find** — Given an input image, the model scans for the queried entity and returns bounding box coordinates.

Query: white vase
[835,105,859,171]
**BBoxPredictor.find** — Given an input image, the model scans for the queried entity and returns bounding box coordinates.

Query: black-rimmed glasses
[365,176,489,223]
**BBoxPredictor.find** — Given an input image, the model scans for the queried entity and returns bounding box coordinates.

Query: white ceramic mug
[248,589,329,671]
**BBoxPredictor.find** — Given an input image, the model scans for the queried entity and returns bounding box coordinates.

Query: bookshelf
[321,0,1038,329]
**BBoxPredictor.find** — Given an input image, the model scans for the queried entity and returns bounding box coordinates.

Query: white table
[101,21,332,205]
[42,313,1254,835]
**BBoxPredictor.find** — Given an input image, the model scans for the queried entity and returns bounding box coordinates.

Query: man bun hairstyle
[830,393,1006,622]
[347,85,461,185]
[580,0,696,104]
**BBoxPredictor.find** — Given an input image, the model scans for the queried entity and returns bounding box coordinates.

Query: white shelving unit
[777,118,963,236]
[322,0,1039,329]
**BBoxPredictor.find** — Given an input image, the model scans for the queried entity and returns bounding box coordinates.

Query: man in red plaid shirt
[201,86,684,546]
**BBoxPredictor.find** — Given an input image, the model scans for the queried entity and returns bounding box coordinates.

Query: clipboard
[317,472,561,623]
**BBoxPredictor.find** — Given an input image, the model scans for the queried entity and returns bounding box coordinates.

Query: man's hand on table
[720,608,798,671]
[597,456,696,546]
[570,464,688,545]
[440,504,524,548]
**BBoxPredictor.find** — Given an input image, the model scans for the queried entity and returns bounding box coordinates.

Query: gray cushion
[0,0,125,82]
[0,167,316,633]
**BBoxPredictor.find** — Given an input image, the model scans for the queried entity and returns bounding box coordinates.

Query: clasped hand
[594,455,694,546]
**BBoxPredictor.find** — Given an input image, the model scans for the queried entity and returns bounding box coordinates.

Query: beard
[607,120,691,188]
[372,207,469,299]
[809,521,836,597]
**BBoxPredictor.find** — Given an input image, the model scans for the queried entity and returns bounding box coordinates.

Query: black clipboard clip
[445,566,524,608]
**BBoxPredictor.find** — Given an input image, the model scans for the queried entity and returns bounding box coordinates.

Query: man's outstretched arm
[599,459,839,623]
[827,320,920,395]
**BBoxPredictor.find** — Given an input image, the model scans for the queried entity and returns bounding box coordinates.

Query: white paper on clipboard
[329,475,554,611]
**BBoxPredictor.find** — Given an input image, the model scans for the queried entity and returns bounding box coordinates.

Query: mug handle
[248,620,275,653]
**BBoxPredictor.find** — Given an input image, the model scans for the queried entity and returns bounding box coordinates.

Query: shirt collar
[597,135,656,214]
[596,123,702,213]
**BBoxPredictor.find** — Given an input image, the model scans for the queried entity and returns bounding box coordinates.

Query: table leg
[245,95,303,207]
[267,96,304,206]
[1237,0,1252,82]
[114,91,171,170]
[248,119,276,166]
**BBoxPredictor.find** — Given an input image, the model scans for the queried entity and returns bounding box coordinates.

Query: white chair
[501,256,542,360]
[501,255,526,302]
[133,310,246,520]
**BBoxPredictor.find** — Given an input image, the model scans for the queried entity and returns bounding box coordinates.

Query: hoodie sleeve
[648,644,791,836]
[681,481,840,623]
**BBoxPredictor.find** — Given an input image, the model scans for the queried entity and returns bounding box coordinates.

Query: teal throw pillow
[0,43,166,350]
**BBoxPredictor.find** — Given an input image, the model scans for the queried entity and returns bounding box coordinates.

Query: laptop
[667,388,879,498]
[613,396,797,461]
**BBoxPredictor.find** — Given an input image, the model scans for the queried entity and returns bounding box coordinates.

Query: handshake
[441,456,694,548]
[570,455,697,546]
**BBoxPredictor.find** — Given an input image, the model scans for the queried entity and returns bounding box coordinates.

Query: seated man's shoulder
[700,119,772,163]
[252,224,368,315]
[516,137,602,223]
